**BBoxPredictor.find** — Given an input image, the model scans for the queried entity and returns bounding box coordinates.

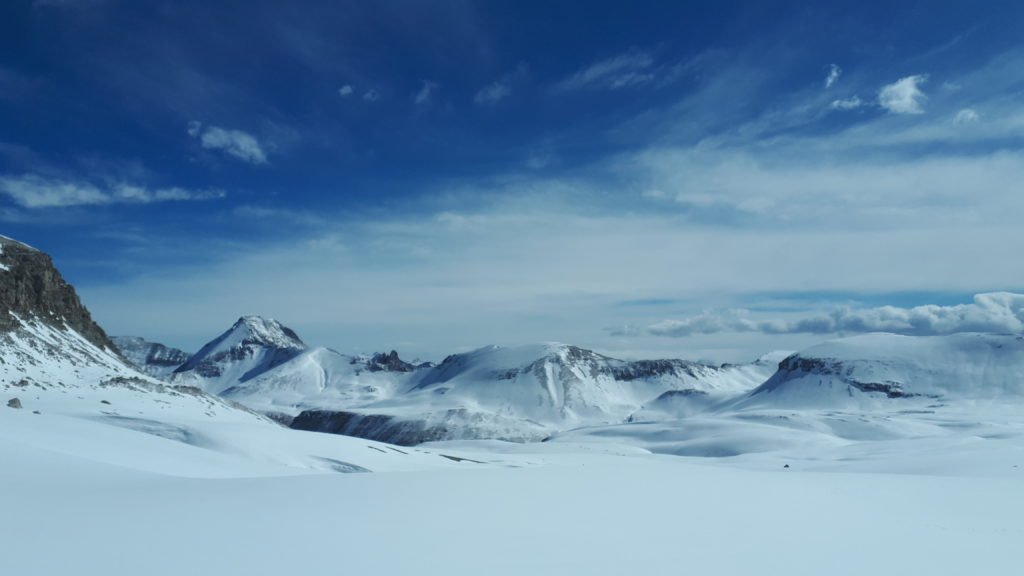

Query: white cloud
[474,81,511,106]
[555,50,655,92]
[187,121,267,164]
[830,96,863,110]
[363,88,380,102]
[414,80,437,105]
[645,293,1024,337]
[878,74,928,114]
[338,85,354,97]
[627,145,1024,225]
[825,64,842,88]
[474,64,529,106]
[0,174,224,208]
[954,108,980,124]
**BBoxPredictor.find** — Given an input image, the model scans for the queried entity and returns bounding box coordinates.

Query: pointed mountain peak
[225,316,305,350]
[171,316,306,386]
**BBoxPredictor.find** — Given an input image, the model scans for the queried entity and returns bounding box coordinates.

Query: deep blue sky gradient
[2,1,1022,358]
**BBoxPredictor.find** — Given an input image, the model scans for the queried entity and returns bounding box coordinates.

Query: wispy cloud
[0,174,224,208]
[830,96,864,110]
[825,64,842,88]
[554,49,655,92]
[186,121,267,164]
[644,293,1024,337]
[338,84,353,97]
[363,88,380,102]
[954,108,980,124]
[474,64,529,106]
[474,81,510,106]
[414,80,438,105]
[878,74,928,114]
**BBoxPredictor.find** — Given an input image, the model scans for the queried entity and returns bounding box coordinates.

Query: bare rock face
[365,350,415,373]
[111,336,192,378]
[6,397,21,409]
[0,236,117,352]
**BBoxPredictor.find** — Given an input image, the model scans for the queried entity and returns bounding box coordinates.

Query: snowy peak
[171,316,306,393]
[223,315,306,351]
[182,316,305,365]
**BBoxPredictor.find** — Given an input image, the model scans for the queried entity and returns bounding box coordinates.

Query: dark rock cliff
[0,236,118,352]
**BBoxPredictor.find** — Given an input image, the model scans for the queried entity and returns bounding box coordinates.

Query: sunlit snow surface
[3,324,1024,575]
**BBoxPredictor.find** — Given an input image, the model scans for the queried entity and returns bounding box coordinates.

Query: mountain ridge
[0,235,118,354]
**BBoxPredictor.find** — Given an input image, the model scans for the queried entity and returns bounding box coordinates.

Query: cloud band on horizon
[639,293,1024,338]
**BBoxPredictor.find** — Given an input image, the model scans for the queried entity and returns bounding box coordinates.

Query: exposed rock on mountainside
[0,235,273,429]
[112,336,192,378]
[0,235,117,352]
[290,407,549,446]
[362,350,416,373]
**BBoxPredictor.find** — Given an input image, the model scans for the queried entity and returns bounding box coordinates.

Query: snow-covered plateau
[3,233,1024,575]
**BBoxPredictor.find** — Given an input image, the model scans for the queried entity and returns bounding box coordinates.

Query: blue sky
[2,1,1023,361]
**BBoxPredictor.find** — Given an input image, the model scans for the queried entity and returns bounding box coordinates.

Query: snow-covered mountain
[0,235,273,433]
[738,332,1024,409]
[111,335,191,378]
[169,317,424,417]
[1,235,129,386]
[170,316,307,393]
[166,317,781,444]
[216,345,423,418]
[291,342,778,444]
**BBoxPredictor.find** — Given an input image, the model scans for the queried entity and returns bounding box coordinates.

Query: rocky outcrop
[363,350,415,373]
[0,236,118,353]
[111,336,192,378]
[609,359,706,381]
[6,397,21,409]
[290,407,549,446]
[290,410,455,446]
[761,355,923,398]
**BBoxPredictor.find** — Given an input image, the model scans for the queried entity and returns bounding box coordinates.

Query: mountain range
[5,233,1024,451]
[124,314,778,443]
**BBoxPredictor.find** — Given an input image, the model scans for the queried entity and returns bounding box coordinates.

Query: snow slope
[3,429,1023,576]
[218,345,419,416]
[546,333,1024,464]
